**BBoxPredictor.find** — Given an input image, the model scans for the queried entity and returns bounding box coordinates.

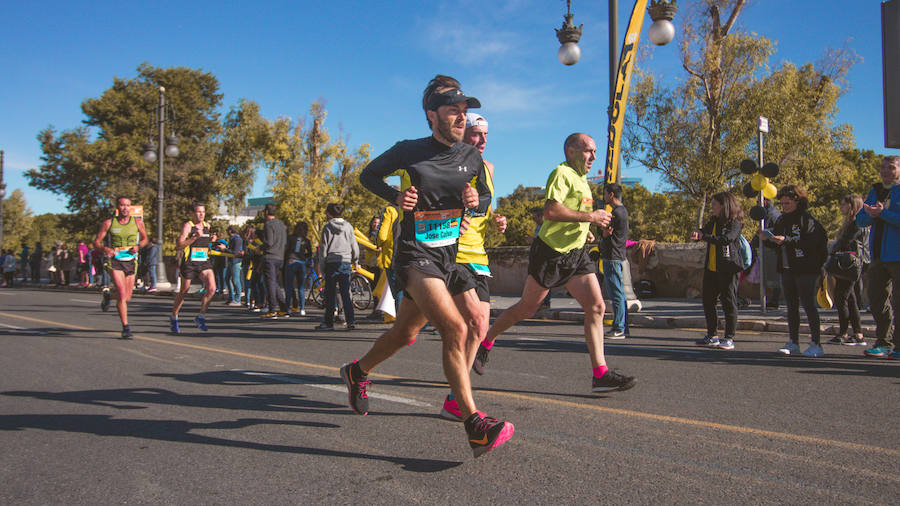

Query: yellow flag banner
[604,0,648,185]
[354,228,377,251]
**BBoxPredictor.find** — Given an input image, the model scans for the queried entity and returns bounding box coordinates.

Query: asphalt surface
[0,288,897,504]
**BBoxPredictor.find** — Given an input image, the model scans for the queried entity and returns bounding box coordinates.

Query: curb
[13,282,882,338]
[490,306,879,338]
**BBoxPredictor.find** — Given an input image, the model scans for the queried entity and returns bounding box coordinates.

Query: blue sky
[1,0,897,215]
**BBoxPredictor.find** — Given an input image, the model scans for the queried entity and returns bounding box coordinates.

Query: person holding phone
[691,192,744,350]
[761,185,828,357]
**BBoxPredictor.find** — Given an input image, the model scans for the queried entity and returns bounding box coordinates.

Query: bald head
[564,133,597,175]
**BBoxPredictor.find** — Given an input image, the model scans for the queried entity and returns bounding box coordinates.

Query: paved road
[0,288,897,504]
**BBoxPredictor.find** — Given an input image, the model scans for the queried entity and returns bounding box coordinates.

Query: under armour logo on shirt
[458,166,468,172]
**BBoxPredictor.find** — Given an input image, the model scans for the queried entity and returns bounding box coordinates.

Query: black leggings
[782,270,821,344]
[833,276,862,335]
[702,269,739,339]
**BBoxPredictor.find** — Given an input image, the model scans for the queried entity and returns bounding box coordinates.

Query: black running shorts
[448,263,490,302]
[109,258,136,276]
[180,260,213,280]
[527,237,595,289]
[396,256,476,300]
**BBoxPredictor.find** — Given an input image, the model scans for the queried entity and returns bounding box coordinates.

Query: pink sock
[482,339,494,350]
[592,365,609,378]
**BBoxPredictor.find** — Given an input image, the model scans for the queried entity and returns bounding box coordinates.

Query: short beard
[436,118,461,144]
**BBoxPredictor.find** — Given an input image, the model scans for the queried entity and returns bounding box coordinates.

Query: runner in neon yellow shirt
[476,133,637,393]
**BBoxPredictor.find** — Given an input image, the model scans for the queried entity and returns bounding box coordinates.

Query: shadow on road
[0,414,460,472]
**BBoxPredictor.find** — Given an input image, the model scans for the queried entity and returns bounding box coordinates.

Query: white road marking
[70,298,98,304]
[232,370,432,408]
[0,323,48,334]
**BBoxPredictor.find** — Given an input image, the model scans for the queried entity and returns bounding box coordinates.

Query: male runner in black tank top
[339,75,514,458]
[170,202,217,333]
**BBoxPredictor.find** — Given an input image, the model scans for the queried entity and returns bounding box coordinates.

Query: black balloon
[749,205,767,221]
[742,182,759,198]
[740,159,758,174]
[760,162,780,178]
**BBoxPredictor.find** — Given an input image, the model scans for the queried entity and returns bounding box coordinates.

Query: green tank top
[109,216,138,248]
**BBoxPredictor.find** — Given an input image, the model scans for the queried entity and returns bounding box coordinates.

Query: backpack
[737,235,753,271]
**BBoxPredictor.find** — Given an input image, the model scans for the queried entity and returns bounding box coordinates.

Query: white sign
[758,116,769,133]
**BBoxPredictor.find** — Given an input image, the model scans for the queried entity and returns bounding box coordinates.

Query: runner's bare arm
[135,218,150,250]
[544,200,611,227]
[175,222,196,250]
[94,219,113,256]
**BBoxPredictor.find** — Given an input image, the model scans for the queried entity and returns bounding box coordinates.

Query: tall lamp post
[142,86,181,289]
[0,151,6,251]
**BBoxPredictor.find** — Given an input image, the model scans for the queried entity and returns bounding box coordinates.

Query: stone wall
[487,243,771,299]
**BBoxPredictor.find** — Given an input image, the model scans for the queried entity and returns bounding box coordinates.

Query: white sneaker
[802,342,824,358]
[778,342,801,355]
[607,330,626,340]
[300,310,306,316]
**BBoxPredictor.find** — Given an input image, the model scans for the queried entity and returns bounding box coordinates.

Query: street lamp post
[0,151,6,251]
[142,86,180,289]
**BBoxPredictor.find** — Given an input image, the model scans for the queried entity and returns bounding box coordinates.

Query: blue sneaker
[863,345,891,358]
[888,350,900,360]
[194,314,208,331]
[169,316,180,334]
[695,335,720,347]
[717,338,735,350]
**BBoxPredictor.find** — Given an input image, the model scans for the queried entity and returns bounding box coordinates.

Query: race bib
[414,209,462,248]
[114,247,135,261]
[468,263,492,277]
[190,247,210,262]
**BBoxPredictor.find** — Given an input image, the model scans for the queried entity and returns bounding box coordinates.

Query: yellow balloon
[762,182,777,199]
[751,173,768,191]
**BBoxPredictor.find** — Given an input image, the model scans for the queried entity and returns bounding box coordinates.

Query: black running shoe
[473,344,490,375]
[464,413,515,458]
[101,288,111,312]
[591,370,636,392]
[121,326,133,340]
[340,361,370,415]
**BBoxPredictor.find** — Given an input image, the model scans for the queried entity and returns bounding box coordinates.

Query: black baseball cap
[425,88,481,111]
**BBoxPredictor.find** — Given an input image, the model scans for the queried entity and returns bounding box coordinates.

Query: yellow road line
[2,310,897,458]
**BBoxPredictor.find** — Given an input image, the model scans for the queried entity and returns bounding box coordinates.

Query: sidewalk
[488,294,880,339]
[8,281,879,338]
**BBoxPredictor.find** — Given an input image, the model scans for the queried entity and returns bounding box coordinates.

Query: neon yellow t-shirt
[538,162,594,253]
[456,165,494,266]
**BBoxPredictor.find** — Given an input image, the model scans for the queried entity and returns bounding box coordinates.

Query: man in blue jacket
[857,155,900,359]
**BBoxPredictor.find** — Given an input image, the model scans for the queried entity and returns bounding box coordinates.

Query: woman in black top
[825,195,869,347]
[284,221,313,315]
[762,185,828,357]
[691,192,744,350]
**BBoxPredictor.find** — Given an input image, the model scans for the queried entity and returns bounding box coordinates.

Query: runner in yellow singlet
[438,112,508,421]
[170,202,217,333]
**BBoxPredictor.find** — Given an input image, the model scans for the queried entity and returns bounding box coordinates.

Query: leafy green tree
[494,185,546,246]
[217,99,270,215]
[622,184,697,242]
[27,63,260,254]
[1,190,34,250]
[624,0,857,226]
[266,102,376,245]
[22,213,64,250]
